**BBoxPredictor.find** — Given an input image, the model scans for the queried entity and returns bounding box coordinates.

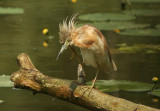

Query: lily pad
[156,24,160,29]
[78,13,136,21]
[0,7,24,14]
[116,43,127,47]
[119,29,160,36]
[150,89,160,97]
[111,44,160,53]
[116,44,160,53]
[77,22,150,30]
[87,80,152,92]
[129,0,160,3]
[123,9,160,16]
[118,46,142,53]
[0,75,13,87]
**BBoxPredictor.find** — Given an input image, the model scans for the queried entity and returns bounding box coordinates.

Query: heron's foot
[79,85,94,97]
[79,70,98,97]
[79,80,96,97]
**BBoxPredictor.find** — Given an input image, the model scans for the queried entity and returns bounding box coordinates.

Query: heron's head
[56,14,77,60]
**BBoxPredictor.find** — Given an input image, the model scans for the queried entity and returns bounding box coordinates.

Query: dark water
[0,0,160,111]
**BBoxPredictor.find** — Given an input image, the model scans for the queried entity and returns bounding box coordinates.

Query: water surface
[0,0,160,110]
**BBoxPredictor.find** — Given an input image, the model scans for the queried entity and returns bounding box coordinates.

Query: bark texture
[10,53,160,111]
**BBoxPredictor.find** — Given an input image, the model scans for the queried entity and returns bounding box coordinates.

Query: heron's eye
[66,39,71,42]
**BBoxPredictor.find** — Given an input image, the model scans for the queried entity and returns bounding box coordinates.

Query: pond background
[0,0,160,111]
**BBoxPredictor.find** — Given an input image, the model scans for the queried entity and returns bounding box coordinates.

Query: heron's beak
[56,40,70,61]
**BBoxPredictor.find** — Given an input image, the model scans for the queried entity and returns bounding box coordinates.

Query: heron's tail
[111,59,117,71]
[103,51,117,73]
[102,59,117,73]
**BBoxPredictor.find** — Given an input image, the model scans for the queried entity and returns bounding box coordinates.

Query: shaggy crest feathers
[59,14,78,44]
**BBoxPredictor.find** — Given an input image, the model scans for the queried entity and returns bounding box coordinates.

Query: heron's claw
[79,84,95,97]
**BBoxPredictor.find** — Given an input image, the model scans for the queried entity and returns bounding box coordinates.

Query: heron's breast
[80,49,97,68]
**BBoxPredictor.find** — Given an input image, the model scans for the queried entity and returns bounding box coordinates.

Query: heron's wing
[94,28,117,71]
[73,25,104,53]
[73,25,117,71]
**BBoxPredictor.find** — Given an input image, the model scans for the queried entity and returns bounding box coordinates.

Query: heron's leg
[88,68,99,95]
[69,51,75,61]
[69,46,86,82]
[91,68,99,88]
[79,68,99,96]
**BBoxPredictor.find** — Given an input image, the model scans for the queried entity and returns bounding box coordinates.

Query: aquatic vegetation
[119,29,160,36]
[77,22,149,30]
[43,41,49,47]
[150,77,160,95]
[128,0,160,3]
[0,75,13,87]
[150,89,160,97]
[87,79,160,97]
[123,9,160,16]
[42,28,49,35]
[115,44,160,53]
[0,7,24,14]
[87,80,152,92]
[156,24,160,29]
[152,77,159,83]
[71,0,77,3]
[78,13,136,21]
[152,98,159,102]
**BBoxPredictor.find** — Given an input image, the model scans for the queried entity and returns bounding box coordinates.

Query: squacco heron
[56,14,117,90]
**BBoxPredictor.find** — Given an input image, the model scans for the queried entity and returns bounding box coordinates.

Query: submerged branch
[10,53,160,111]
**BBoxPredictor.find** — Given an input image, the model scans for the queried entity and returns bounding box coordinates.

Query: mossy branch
[10,53,160,111]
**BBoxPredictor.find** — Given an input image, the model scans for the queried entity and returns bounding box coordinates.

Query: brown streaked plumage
[57,14,117,92]
[59,14,77,44]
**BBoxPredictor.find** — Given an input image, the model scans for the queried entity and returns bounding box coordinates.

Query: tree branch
[10,53,160,111]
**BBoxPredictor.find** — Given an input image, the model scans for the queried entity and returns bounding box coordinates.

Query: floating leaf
[129,0,160,3]
[118,46,141,53]
[0,75,13,87]
[116,43,127,47]
[0,7,24,14]
[87,80,152,92]
[77,22,149,30]
[111,44,160,53]
[150,89,160,97]
[0,100,4,104]
[123,9,160,16]
[156,24,160,29]
[115,44,160,53]
[119,29,160,36]
[78,13,136,21]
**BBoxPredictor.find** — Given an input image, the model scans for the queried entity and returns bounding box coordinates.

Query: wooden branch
[10,53,160,111]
